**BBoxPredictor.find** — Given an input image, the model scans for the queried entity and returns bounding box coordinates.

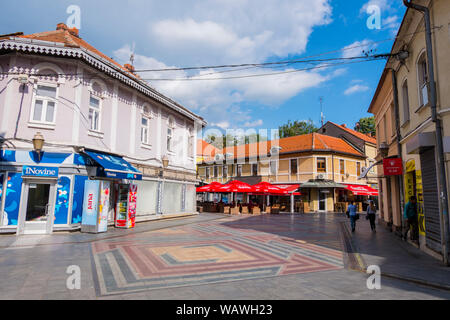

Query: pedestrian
[403,196,418,241]
[346,201,358,232]
[366,200,377,232]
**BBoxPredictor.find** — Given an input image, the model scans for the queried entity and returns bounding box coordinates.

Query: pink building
[0,24,206,235]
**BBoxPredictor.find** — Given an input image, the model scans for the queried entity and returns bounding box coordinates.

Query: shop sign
[22,166,58,178]
[383,158,403,176]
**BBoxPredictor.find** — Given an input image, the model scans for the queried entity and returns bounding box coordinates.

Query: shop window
[89,95,101,131]
[206,167,210,179]
[291,159,298,174]
[317,158,326,173]
[223,165,228,178]
[417,52,429,107]
[237,165,242,177]
[402,80,410,124]
[340,159,345,174]
[31,85,57,124]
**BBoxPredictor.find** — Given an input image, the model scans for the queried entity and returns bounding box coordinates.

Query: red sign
[383,158,403,176]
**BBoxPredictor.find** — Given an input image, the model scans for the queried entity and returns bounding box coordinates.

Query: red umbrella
[196,182,223,193]
[215,180,253,193]
[251,182,289,195]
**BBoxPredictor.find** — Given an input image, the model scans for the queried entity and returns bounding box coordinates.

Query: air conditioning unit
[270,146,282,156]
[316,174,325,180]
[214,154,224,162]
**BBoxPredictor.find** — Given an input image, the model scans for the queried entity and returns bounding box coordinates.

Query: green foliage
[355,116,375,135]
[278,119,318,138]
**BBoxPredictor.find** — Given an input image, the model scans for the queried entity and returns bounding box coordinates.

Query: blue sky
[1,0,406,135]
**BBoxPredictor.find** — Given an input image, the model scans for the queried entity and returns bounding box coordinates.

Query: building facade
[197,133,374,212]
[369,0,450,260]
[0,24,205,235]
[368,69,403,233]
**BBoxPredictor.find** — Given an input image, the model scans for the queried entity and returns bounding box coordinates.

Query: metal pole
[403,0,449,265]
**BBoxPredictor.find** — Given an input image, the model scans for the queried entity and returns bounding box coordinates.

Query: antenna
[130,42,136,67]
[319,96,324,127]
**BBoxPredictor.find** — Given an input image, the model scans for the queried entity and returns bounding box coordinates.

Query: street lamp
[379,142,389,159]
[159,155,169,177]
[32,132,45,162]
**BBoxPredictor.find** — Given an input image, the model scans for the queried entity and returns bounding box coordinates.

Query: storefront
[0,149,142,235]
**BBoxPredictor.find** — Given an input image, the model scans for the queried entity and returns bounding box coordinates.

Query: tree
[278,119,317,138]
[355,116,375,136]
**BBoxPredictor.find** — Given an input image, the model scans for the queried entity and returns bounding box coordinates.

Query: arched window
[417,51,429,107]
[401,79,410,124]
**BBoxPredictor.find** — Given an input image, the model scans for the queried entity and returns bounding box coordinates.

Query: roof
[0,23,205,124]
[202,132,364,162]
[197,139,219,157]
[327,121,377,145]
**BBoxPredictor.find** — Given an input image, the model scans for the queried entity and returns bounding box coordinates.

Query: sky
[0,0,406,136]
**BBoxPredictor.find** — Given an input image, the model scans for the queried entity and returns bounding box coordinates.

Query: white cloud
[243,119,264,127]
[210,121,230,130]
[341,40,376,59]
[344,84,370,95]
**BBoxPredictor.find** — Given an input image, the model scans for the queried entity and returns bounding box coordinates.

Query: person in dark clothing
[366,200,377,232]
[347,201,358,232]
[403,196,418,241]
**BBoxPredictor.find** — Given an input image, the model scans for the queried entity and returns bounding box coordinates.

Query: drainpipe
[390,68,405,235]
[403,0,449,266]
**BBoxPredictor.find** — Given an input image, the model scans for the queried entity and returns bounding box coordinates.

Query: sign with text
[81,180,99,227]
[383,158,403,176]
[22,166,58,178]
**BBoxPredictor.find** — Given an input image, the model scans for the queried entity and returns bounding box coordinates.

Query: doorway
[318,191,327,211]
[18,180,56,235]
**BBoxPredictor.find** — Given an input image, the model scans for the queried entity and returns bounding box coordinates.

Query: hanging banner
[383,158,403,176]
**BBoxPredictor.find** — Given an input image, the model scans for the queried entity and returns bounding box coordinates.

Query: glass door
[19,181,56,235]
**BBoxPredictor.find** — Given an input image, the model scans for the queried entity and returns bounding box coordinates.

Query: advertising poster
[81,180,99,227]
[98,181,110,233]
[127,184,137,229]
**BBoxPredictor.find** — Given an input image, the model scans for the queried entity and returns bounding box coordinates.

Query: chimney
[341,124,346,128]
[124,63,135,73]
[56,23,79,37]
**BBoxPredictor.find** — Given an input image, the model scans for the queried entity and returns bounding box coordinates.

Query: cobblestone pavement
[0,213,449,300]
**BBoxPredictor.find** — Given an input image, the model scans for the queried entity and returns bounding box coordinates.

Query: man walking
[403,196,418,241]
[347,201,358,233]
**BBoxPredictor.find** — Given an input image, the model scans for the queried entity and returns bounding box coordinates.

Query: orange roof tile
[328,122,377,145]
[202,133,363,162]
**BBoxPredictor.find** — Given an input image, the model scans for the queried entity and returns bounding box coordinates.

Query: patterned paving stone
[91,215,344,296]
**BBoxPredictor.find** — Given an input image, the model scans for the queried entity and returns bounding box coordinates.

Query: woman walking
[366,200,377,232]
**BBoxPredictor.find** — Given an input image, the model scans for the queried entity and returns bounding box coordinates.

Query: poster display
[81,180,109,233]
[404,159,425,236]
[115,184,137,229]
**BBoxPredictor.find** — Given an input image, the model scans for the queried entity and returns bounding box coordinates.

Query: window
[317,158,326,173]
[31,85,57,124]
[141,117,150,144]
[369,160,375,173]
[89,95,101,131]
[417,52,429,107]
[270,160,277,175]
[402,80,410,124]
[340,159,345,174]
[252,163,258,176]
[223,165,228,178]
[291,159,298,174]
[167,117,175,152]
[206,167,210,179]
[214,166,218,178]
[237,165,242,177]
[188,128,194,157]
[357,162,361,176]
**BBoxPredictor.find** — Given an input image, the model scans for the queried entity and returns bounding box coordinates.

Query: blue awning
[83,150,142,180]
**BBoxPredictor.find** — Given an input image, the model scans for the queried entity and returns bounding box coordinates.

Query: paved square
[91,215,344,296]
